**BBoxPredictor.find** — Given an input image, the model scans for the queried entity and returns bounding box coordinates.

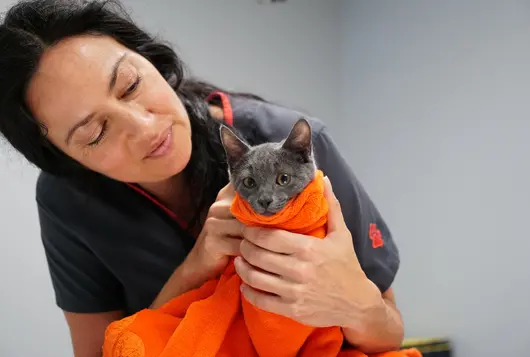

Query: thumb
[323,176,348,235]
[217,182,236,201]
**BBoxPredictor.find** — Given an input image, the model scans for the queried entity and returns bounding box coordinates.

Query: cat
[219,118,316,216]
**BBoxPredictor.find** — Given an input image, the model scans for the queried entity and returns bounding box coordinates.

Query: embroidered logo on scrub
[369,223,384,248]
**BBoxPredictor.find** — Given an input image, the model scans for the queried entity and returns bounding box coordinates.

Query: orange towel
[103,170,421,357]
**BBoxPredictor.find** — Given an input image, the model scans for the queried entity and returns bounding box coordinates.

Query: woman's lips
[146,126,173,159]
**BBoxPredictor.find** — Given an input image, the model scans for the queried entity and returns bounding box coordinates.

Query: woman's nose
[122,103,156,133]
[119,104,160,156]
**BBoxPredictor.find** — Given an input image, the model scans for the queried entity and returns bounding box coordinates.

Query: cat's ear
[220,125,250,168]
[282,118,312,162]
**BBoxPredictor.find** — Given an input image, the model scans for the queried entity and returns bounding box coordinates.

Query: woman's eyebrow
[65,114,95,145]
[65,54,127,145]
[109,53,127,93]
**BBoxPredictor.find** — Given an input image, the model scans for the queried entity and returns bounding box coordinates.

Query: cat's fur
[220,118,316,216]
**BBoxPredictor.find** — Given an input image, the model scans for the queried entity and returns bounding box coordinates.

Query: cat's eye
[276,173,291,186]
[242,177,256,188]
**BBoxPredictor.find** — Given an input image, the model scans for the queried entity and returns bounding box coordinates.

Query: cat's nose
[258,198,273,209]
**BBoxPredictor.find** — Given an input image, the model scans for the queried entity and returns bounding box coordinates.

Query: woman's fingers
[208,200,234,219]
[239,239,311,283]
[205,217,243,237]
[242,226,315,256]
[234,257,301,300]
[218,236,242,256]
[209,183,236,219]
[216,182,236,201]
[322,176,348,235]
[202,217,243,257]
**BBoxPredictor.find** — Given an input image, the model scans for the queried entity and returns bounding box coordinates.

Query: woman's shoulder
[37,171,117,215]
[36,171,112,249]
[36,171,86,216]
[36,171,152,239]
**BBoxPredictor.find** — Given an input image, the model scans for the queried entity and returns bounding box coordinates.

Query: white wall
[338,1,530,356]
[124,0,341,121]
[0,1,340,356]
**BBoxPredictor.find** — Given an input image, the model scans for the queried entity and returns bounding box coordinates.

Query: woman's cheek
[143,72,186,115]
[148,86,178,113]
[91,146,129,174]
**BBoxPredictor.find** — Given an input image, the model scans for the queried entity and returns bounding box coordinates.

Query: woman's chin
[155,147,192,181]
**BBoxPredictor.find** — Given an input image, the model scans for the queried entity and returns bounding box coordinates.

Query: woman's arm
[315,126,404,350]
[149,257,207,309]
[64,310,124,357]
[342,287,404,352]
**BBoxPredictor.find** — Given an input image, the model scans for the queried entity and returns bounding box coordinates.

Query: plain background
[1,1,529,356]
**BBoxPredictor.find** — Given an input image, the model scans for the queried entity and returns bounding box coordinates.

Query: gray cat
[219,118,316,216]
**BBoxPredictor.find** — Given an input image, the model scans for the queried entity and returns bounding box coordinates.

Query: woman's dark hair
[0,0,263,230]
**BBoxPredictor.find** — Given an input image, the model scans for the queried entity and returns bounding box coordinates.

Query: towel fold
[103,170,421,357]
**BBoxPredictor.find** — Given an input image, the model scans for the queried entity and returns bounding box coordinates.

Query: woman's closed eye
[120,74,142,99]
[85,74,141,147]
[87,120,108,147]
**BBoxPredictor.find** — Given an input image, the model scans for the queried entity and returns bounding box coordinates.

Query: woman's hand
[152,183,243,308]
[234,177,382,328]
[184,183,244,284]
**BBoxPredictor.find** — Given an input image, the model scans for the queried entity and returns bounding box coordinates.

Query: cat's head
[220,118,316,216]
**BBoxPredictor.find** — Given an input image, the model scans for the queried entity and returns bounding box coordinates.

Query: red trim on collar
[205,91,233,126]
[125,91,233,228]
[126,182,188,229]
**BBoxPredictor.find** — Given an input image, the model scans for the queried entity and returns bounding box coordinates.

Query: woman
[0,1,404,356]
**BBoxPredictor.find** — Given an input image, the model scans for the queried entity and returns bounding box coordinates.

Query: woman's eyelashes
[85,73,142,147]
[121,74,142,99]
[87,120,108,147]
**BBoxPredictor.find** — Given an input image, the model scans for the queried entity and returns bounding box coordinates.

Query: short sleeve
[37,177,125,313]
[313,126,400,293]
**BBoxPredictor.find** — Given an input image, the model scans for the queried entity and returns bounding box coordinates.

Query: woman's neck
[139,173,191,219]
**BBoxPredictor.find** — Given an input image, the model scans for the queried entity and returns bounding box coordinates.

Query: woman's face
[26,35,192,184]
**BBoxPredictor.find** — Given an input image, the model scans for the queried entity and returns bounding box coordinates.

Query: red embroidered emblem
[369,223,384,248]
